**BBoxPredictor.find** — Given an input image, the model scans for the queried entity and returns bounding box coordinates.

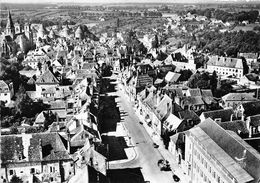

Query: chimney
[230,114,233,122]
[245,117,252,138]
[39,139,42,160]
[66,129,71,154]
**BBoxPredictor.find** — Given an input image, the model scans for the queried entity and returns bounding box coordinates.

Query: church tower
[24,22,33,48]
[6,10,15,38]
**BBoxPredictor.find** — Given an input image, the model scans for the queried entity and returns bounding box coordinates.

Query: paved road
[106,76,174,183]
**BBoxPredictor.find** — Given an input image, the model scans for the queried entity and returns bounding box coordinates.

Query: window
[213,171,216,178]
[204,175,207,182]
[30,168,35,174]
[205,162,207,169]
[9,170,13,175]
[209,166,211,173]
[50,167,52,172]
[50,177,54,182]
[217,176,220,183]
[200,170,203,177]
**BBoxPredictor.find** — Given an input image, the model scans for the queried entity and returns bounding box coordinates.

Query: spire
[6,10,14,29]
[6,10,15,37]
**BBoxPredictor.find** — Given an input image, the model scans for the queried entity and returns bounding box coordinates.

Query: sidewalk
[134,106,189,182]
[108,111,137,166]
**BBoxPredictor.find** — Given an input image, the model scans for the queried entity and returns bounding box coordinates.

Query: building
[1,133,74,183]
[35,69,60,98]
[0,11,33,58]
[0,80,13,106]
[221,93,258,109]
[207,56,244,78]
[185,118,260,183]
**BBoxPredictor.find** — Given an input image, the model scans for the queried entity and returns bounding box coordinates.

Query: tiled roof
[190,125,254,183]
[222,93,258,102]
[165,72,181,83]
[1,133,70,164]
[207,56,243,69]
[198,118,260,183]
[182,96,204,106]
[49,100,66,110]
[188,88,201,97]
[36,69,59,84]
[0,80,10,93]
[201,89,213,97]
[201,109,235,122]
[242,101,260,117]
[156,94,172,120]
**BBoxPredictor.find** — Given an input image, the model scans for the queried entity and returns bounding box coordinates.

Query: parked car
[153,143,159,148]
[157,159,171,171]
[172,174,180,182]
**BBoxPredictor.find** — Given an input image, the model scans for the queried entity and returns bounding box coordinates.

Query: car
[153,143,159,148]
[157,159,164,166]
[139,121,143,125]
[172,174,180,182]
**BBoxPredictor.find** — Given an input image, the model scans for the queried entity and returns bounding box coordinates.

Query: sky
[1,0,260,4]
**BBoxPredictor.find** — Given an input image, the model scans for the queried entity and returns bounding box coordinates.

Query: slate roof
[207,56,243,69]
[1,133,71,164]
[249,115,260,127]
[198,118,260,183]
[242,101,260,117]
[178,110,200,122]
[219,120,249,134]
[201,109,235,122]
[36,69,59,84]
[135,74,153,89]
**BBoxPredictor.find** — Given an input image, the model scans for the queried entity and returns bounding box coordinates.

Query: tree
[44,111,57,130]
[152,34,159,49]
[210,71,218,95]
[10,126,19,134]
[179,69,193,82]
[37,62,42,71]
[10,175,23,183]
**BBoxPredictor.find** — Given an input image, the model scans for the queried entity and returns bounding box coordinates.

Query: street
[99,75,174,183]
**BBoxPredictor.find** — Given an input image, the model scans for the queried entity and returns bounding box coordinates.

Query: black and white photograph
[0,0,260,182]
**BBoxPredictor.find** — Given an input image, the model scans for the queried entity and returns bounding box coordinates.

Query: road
[104,75,174,183]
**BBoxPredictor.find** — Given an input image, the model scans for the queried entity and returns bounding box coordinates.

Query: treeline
[188,8,259,23]
[194,30,260,57]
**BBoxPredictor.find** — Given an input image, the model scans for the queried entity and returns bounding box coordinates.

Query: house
[128,74,153,101]
[238,53,259,67]
[239,73,260,87]
[0,80,13,106]
[153,94,172,135]
[164,71,181,84]
[184,118,260,183]
[219,120,249,138]
[246,114,260,137]
[0,133,74,183]
[221,93,258,109]
[200,108,236,123]
[165,52,196,71]
[207,56,244,78]
[35,69,60,98]
[179,96,205,112]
